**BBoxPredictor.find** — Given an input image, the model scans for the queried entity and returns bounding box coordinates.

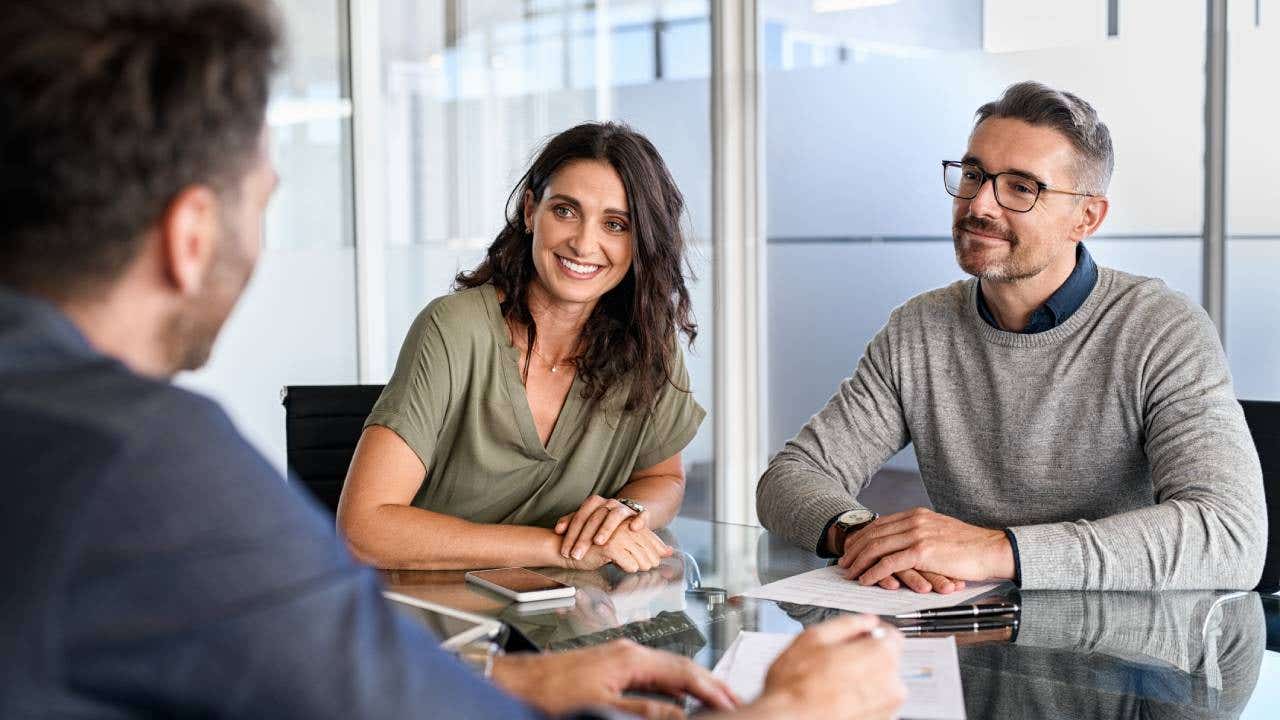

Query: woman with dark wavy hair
[337,122,703,573]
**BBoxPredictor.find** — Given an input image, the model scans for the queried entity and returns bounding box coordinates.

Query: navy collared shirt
[976,243,1098,333]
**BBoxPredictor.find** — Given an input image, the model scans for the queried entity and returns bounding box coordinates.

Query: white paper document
[898,637,967,719]
[712,631,792,703]
[743,565,1005,615]
[713,631,966,720]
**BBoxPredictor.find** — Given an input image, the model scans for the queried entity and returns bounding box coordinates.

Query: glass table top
[380,517,1279,718]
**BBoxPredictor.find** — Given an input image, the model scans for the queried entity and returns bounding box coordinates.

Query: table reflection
[961,591,1263,719]
[379,517,1270,717]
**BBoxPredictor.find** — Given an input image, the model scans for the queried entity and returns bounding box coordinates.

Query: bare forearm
[615,474,684,528]
[342,504,561,570]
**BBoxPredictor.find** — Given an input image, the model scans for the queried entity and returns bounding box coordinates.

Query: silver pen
[899,618,1018,634]
[894,602,1019,620]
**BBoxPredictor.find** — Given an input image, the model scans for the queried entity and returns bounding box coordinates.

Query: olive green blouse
[365,284,705,529]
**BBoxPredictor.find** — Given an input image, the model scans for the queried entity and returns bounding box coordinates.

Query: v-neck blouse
[364,284,706,528]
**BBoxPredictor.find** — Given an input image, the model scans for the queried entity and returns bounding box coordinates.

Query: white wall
[178,248,359,473]
[1225,10,1280,400]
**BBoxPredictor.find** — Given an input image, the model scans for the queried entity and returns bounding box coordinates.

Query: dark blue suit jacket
[0,286,543,719]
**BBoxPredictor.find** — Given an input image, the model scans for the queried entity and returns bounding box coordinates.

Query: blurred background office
[178,0,1277,524]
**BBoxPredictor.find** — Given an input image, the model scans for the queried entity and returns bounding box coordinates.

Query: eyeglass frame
[941,160,1096,213]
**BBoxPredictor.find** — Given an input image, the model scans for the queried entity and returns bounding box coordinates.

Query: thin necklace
[529,343,575,373]
[508,319,575,373]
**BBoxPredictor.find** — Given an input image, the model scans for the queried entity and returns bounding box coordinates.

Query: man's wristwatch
[830,508,878,554]
[835,508,878,534]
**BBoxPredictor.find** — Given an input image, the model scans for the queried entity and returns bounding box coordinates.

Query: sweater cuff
[794,494,861,558]
[1007,591,1086,649]
[1002,528,1022,587]
[1008,522,1085,590]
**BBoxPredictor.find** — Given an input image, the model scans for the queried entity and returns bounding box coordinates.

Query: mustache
[953,216,1017,243]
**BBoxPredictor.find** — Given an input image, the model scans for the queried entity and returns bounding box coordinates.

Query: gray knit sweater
[756,266,1266,590]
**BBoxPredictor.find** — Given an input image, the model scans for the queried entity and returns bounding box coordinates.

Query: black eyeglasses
[942,160,1094,213]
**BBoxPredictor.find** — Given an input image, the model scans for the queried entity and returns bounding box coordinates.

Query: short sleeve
[633,346,706,471]
[364,303,453,471]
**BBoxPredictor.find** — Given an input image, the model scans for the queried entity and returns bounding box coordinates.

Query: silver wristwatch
[834,508,878,534]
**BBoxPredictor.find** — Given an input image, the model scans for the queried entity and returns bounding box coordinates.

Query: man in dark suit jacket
[0,2,905,718]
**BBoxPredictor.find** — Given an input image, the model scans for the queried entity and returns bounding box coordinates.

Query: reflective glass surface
[382,517,1276,718]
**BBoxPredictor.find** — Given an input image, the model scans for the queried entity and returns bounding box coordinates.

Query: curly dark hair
[0,0,280,299]
[456,122,698,413]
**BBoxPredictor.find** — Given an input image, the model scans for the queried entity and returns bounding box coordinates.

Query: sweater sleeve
[1011,297,1266,591]
[756,315,911,554]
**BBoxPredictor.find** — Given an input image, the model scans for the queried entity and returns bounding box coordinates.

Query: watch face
[838,509,876,527]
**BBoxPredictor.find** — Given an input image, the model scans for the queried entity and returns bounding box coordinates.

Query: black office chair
[1241,399,1280,593]
[281,385,384,515]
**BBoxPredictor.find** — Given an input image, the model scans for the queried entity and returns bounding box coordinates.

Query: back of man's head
[974,81,1114,196]
[0,0,280,301]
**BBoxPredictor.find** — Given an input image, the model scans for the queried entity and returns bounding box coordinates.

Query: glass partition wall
[180,1,1272,522]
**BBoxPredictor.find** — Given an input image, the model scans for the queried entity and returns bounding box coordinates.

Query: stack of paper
[743,565,1005,615]
[712,631,967,720]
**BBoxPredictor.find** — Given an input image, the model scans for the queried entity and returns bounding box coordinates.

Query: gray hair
[974,81,1114,195]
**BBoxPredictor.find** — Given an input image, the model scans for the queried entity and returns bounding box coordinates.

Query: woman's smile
[554,253,606,279]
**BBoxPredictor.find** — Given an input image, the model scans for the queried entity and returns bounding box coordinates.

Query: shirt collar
[976,243,1098,334]
[0,284,99,368]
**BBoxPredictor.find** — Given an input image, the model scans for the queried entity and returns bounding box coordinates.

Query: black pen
[898,618,1018,634]
[893,602,1019,620]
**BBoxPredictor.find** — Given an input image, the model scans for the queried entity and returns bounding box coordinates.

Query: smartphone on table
[465,567,577,603]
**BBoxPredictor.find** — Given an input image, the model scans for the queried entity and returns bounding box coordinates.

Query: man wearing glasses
[757,81,1265,593]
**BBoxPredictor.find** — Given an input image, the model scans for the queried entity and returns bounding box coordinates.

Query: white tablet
[383,591,506,651]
